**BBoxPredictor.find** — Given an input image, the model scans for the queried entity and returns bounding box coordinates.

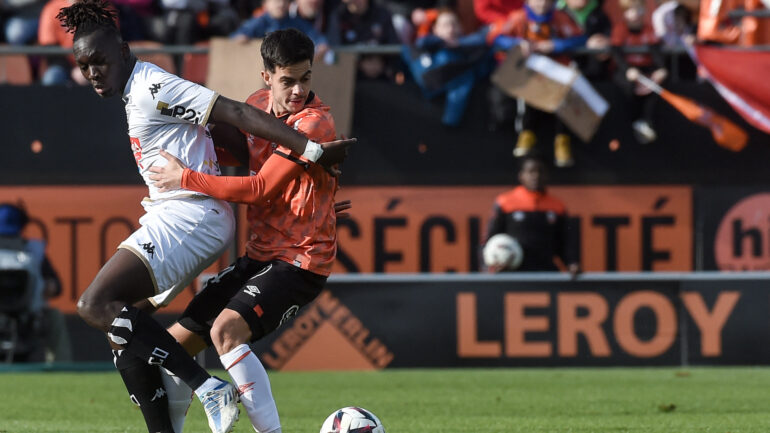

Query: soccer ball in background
[482,233,524,271]
[319,406,385,433]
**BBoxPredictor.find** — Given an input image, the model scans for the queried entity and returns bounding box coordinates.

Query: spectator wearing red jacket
[486,0,585,167]
[475,0,524,25]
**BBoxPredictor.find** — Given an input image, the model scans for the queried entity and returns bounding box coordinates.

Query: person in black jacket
[483,155,581,276]
[558,0,612,80]
[325,0,400,79]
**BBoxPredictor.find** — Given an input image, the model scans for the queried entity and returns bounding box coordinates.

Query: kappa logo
[150,387,167,402]
[142,242,155,259]
[259,291,393,371]
[156,101,202,124]
[244,285,260,296]
[149,83,161,99]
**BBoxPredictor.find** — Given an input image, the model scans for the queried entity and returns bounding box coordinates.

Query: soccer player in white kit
[57,2,353,432]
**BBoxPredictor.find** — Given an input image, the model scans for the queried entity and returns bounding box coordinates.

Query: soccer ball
[319,407,385,433]
[482,233,524,271]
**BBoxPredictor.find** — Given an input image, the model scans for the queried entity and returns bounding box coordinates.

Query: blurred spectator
[486,0,585,167]
[651,0,696,48]
[0,203,72,363]
[558,0,612,79]
[1,0,46,45]
[483,155,580,276]
[231,0,328,51]
[110,0,157,41]
[411,5,439,39]
[381,0,438,43]
[325,0,400,79]
[474,0,524,26]
[37,0,87,85]
[697,0,741,44]
[740,0,770,45]
[402,7,492,126]
[698,0,770,45]
[611,0,666,144]
[289,0,327,33]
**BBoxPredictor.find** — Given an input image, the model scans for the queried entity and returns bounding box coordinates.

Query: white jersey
[123,60,220,201]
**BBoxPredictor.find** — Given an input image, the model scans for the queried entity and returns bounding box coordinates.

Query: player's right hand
[317,137,356,172]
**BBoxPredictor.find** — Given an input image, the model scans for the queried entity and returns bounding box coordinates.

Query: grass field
[1,367,769,432]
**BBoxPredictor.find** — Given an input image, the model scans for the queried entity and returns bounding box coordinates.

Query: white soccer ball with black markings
[319,407,385,433]
[483,233,524,271]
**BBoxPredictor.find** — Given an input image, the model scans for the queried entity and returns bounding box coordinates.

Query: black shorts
[178,255,327,344]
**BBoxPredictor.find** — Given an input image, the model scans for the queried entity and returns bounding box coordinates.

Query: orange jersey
[242,89,338,276]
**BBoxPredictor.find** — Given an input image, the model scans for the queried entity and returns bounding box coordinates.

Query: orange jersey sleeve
[181,153,304,204]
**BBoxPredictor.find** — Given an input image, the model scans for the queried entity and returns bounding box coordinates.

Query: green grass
[1,367,769,432]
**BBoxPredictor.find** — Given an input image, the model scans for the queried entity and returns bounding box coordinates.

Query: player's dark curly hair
[56,0,120,41]
[261,28,315,72]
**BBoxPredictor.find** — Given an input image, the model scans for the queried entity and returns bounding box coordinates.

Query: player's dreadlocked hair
[56,0,120,41]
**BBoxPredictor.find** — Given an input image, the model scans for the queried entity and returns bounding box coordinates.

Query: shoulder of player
[245,88,271,110]
[130,61,182,97]
[290,106,335,137]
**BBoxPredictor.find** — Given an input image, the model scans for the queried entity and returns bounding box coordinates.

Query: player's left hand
[148,149,186,192]
[317,137,356,171]
[334,200,352,220]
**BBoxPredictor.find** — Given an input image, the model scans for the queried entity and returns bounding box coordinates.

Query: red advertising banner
[0,185,692,313]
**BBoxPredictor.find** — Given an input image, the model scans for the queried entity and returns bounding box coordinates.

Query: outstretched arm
[209,96,353,168]
[149,150,303,204]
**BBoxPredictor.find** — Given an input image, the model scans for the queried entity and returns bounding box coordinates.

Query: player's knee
[77,295,123,332]
[210,310,250,354]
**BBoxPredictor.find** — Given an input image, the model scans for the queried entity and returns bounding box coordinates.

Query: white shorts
[118,195,235,307]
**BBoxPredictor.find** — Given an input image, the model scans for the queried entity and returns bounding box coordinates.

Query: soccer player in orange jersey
[149,28,343,433]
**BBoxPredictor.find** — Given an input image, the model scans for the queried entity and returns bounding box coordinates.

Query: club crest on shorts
[279,305,300,325]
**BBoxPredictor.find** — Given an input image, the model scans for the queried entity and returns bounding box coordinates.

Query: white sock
[160,368,192,433]
[220,344,281,433]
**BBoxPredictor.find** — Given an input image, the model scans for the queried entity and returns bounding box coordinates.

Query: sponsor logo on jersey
[149,83,162,99]
[156,101,202,124]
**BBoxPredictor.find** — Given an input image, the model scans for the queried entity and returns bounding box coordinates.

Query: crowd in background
[0,0,766,163]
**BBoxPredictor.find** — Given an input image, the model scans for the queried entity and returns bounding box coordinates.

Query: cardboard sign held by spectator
[491,46,609,142]
[206,37,356,137]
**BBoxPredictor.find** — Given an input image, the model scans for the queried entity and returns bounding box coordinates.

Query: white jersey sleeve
[124,61,222,201]
[129,63,218,128]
